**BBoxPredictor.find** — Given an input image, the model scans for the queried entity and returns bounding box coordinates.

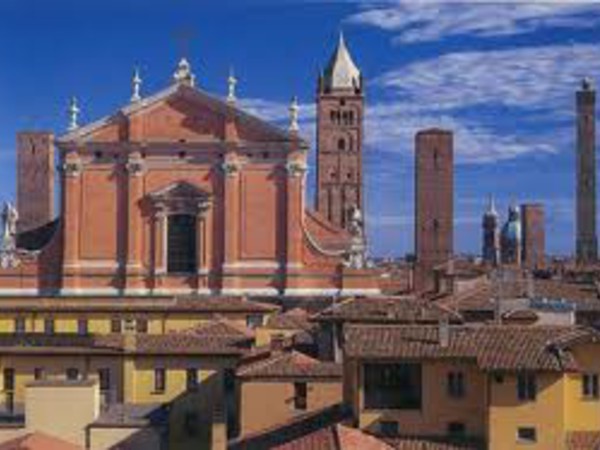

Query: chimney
[270,333,286,352]
[438,319,450,348]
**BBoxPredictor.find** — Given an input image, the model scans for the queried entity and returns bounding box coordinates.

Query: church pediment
[147,181,211,215]
[58,83,298,146]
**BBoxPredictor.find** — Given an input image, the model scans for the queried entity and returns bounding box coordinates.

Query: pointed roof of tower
[323,31,361,92]
[485,195,498,217]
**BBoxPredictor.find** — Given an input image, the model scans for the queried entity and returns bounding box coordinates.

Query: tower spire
[322,31,361,92]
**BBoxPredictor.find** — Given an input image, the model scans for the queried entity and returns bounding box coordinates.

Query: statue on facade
[344,205,369,269]
[0,202,19,269]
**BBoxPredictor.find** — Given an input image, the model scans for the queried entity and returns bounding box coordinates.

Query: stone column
[61,152,83,293]
[125,152,145,293]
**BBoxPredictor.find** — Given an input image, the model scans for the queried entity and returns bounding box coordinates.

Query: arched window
[167,214,197,274]
[338,138,346,151]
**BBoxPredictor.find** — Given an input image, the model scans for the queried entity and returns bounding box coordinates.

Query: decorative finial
[289,96,299,133]
[131,67,142,103]
[68,97,80,131]
[173,57,195,87]
[582,77,594,91]
[227,68,237,104]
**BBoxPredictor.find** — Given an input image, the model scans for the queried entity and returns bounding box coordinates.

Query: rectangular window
[294,382,307,410]
[583,374,599,399]
[364,363,422,410]
[517,372,537,401]
[447,371,465,398]
[167,214,197,274]
[77,319,88,336]
[246,314,263,329]
[517,427,537,443]
[3,368,14,391]
[186,368,198,390]
[44,318,54,335]
[448,422,466,438]
[136,319,148,334]
[98,368,111,392]
[66,368,79,381]
[379,421,398,437]
[154,368,166,393]
[34,368,44,381]
[14,318,25,334]
[111,318,122,333]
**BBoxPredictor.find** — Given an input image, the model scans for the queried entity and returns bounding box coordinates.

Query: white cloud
[374,43,600,112]
[347,1,600,43]
[238,42,600,164]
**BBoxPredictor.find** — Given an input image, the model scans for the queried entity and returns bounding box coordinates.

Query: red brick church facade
[0,39,379,298]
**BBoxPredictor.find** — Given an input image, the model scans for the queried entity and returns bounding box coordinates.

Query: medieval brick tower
[415,129,454,292]
[576,78,597,265]
[16,131,55,233]
[521,203,545,270]
[316,33,364,230]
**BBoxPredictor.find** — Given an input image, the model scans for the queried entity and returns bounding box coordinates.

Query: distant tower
[501,205,522,266]
[521,203,545,270]
[415,129,454,292]
[316,32,364,230]
[576,78,597,264]
[16,132,55,233]
[482,195,500,266]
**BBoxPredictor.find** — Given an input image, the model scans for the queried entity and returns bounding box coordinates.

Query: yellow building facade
[344,324,600,450]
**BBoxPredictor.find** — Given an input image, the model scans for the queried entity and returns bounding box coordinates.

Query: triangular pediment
[148,181,210,202]
[58,83,300,146]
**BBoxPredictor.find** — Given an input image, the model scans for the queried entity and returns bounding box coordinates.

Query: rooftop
[344,324,598,372]
[237,350,342,380]
[314,297,462,324]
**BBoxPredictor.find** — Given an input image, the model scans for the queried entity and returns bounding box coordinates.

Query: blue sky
[1,1,600,258]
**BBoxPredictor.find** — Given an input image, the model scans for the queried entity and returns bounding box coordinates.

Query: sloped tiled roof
[384,437,485,450]
[0,296,279,314]
[266,308,314,331]
[566,431,600,450]
[237,350,342,380]
[344,324,599,371]
[440,279,600,313]
[315,297,462,324]
[0,432,83,450]
[0,332,244,357]
[182,319,255,341]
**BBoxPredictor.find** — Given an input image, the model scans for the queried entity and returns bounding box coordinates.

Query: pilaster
[125,152,146,291]
[61,151,83,292]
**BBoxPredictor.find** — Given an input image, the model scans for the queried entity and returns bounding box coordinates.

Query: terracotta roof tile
[566,431,600,450]
[0,332,244,357]
[384,437,484,450]
[267,309,314,331]
[315,297,462,324]
[344,324,597,371]
[0,296,279,314]
[237,350,342,379]
[0,431,83,450]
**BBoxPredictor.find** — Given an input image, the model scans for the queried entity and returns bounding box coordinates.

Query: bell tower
[316,32,364,230]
